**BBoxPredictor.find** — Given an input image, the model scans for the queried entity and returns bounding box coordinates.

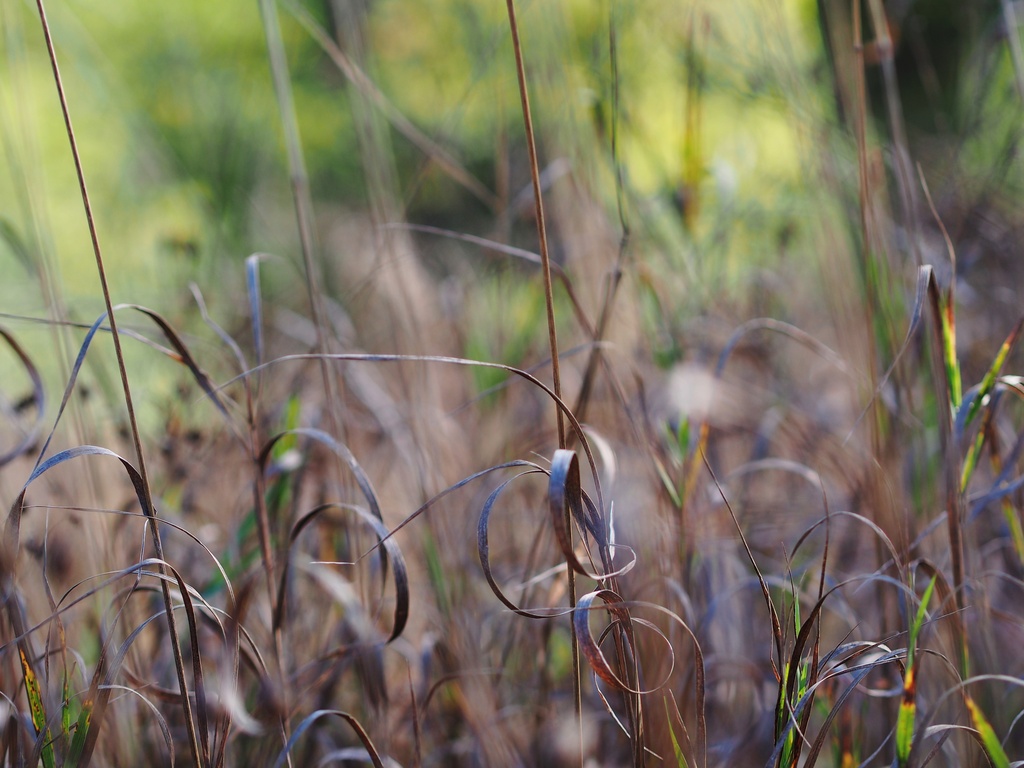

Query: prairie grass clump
[1,0,1024,766]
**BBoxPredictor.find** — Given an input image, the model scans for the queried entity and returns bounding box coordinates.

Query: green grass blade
[966,695,1010,768]
[895,667,917,767]
[940,299,961,408]
[20,648,54,768]
[663,697,690,768]
[61,671,70,740]
[907,576,936,668]
[654,455,683,508]
[896,576,934,766]
[961,318,1022,429]
[1002,496,1024,564]
[66,700,93,767]
[961,430,986,492]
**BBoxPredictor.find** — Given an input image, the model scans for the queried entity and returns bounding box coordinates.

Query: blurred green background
[0,0,823,303]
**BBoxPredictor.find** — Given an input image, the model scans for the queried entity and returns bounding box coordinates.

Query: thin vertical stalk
[502,0,581,760]
[256,0,344,445]
[504,0,565,447]
[31,2,202,765]
[865,0,920,265]
[256,0,345,751]
[256,0,344,478]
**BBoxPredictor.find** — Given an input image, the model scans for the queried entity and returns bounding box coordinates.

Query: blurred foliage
[0,0,830,302]
[1,0,1022,377]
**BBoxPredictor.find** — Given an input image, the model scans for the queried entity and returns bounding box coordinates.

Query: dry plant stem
[865,0,920,265]
[257,0,345,468]
[503,0,582,758]
[258,0,345,734]
[32,1,202,765]
[851,0,909,571]
[851,0,881,403]
[504,0,565,449]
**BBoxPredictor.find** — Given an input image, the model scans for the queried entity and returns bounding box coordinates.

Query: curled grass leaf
[271,709,385,768]
[278,502,409,642]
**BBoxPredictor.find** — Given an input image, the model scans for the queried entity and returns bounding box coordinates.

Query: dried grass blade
[700,450,784,693]
[716,318,850,378]
[127,304,234,420]
[503,0,564,446]
[279,502,409,642]
[230,352,605,509]
[74,574,183,767]
[549,450,608,576]
[259,428,385,523]
[572,589,636,690]
[843,265,932,443]
[271,710,385,768]
[33,306,234,479]
[0,327,44,467]
[574,595,707,765]
[7,445,208,766]
[477,471,565,617]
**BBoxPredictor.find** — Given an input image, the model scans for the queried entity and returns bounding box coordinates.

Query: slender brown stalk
[865,0,920,265]
[503,0,581,760]
[503,0,565,449]
[32,1,202,765]
[257,0,347,755]
[851,0,874,328]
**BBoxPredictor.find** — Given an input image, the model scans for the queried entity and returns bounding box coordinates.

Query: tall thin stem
[504,0,565,449]
[503,0,581,762]
[32,1,202,764]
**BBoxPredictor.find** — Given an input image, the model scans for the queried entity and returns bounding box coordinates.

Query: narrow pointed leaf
[966,695,1010,768]
[20,648,54,768]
